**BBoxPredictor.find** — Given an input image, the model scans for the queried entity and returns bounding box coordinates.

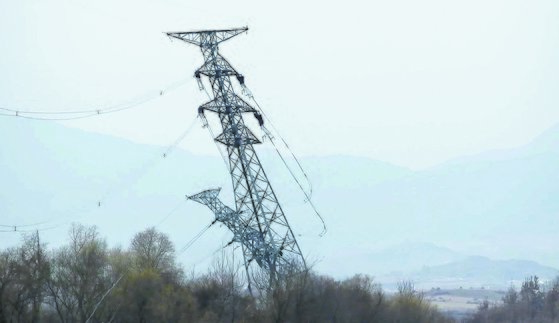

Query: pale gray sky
[1,0,558,169]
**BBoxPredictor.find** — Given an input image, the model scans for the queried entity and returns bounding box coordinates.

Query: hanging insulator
[194,71,205,90]
[236,74,245,85]
[241,85,253,98]
[262,126,275,141]
[198,107,205,115]
[199,114,209,128]
[254,112,264,127]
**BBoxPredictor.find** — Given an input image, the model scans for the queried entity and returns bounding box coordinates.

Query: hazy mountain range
[370,243,558,290]
[1,117,558,288]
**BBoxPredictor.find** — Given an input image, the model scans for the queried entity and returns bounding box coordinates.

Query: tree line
[0,224,453,322]
[467,275,559,323]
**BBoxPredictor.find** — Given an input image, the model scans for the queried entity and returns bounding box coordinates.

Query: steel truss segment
[215,124,261,147]
[197,54,238,77]
[172,27,305,285]
[187,188,279,270]
[200,94,257,114]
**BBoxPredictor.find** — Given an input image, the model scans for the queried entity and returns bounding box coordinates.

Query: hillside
[1,118,559,284]
[380,255,559,290]
[307,125,559,272]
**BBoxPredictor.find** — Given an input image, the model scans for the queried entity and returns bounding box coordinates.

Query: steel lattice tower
[167,27,305,287]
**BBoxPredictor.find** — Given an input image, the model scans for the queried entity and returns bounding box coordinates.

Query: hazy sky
[1,0,558,169]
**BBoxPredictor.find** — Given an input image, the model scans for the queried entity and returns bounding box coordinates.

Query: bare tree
[0,232,50,323]
[112,229,194,322]
[0,249,16,323]
[189,250,252,322]
[46,224,111,323]
[130,227,176,276]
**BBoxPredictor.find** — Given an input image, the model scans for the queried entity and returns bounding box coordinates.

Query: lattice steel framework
[167,28,305,286]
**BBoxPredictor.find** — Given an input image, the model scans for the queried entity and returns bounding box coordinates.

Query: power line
[244,89,326,237]
[0,112,101,121]
[161,116,199,158]
[85,273,125,323]
[0,77,192,121]
[178,221,215,254]
[269,139,327,236]
[248,94,314,199]
[154,200,186,228]
[0,221,50,228]
[0,113,201,233]
[0,225,59,233]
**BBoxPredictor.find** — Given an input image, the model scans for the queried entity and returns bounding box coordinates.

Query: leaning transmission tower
[167,27,306,288]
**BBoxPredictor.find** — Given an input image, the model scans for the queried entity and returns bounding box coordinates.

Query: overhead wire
[0,77,192,121]
[161,116,200,158]
[1,78,233,281]
[178,221,216,254]
[0,225,61,233]
[0,221,50,228]
[85,273,125,323]
[197,77,326,237]
[202,240,236,264]
[0,112,102,121]
[69,117,199,227]
[90,114,199,209]
[0,220,68,233]
[168,81,235,264]
[154,201,186,228]
[269,138,327,236]
[0,112,201,233]
[182,231,238,275]
[248,96,313,199]
[243,86,327,237]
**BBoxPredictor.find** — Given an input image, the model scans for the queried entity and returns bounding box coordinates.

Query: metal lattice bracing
[169,28,305,286]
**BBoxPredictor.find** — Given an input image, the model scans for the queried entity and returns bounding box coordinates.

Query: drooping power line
[0,77,192,121]
[0,112,201,232]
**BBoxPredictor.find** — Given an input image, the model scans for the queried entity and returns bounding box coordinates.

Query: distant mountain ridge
[415,256,559,282]
[379,255,559,290]
[1,118,559,286]
[434,123,559,167]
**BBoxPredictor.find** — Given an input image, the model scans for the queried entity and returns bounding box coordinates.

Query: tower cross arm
[166,27,248,47]
[187,188,240,225]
